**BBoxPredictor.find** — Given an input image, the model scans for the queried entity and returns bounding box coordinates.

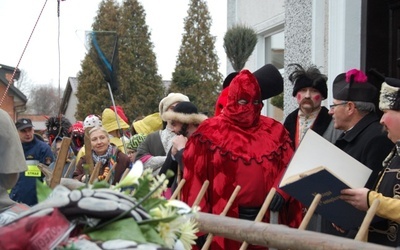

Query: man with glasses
[340,76,400,247]
[324,68,393,236]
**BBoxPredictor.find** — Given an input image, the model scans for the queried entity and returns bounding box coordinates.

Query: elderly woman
[73,127,130,184]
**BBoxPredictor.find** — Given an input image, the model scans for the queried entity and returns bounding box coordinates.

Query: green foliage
[223,24,257,71]
[75,0,164,121]
[36,179,52,203]
[169,0,222,116]
[270,92,284,110]
[139,224,166,246]
[88,218,148,243]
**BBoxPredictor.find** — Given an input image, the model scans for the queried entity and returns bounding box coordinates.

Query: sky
[0,0,227,89]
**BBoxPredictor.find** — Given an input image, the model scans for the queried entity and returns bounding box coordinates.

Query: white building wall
[227,0,363,119]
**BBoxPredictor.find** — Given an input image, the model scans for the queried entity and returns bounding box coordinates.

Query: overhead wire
[0,0,49,107]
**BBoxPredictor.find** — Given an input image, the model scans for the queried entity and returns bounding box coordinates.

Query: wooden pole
[202,185,241,250]
[63,158,76,178]
[355,199,380,241]
[240,187,276,250]
[50,137,71,188]
[192,180,209,208]
[299,193,322,230]
[195,212,392,250]
[170,179,186,200]
[89,161,102,184]
[84,128,94,174]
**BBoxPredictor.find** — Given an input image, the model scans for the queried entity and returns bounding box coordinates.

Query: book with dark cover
[279,130,372,230]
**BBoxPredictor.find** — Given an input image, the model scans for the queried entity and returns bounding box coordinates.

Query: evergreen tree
[76,0,164,121]
[169,0,222,116]
[118,0,164,119]
[223,24,257,72]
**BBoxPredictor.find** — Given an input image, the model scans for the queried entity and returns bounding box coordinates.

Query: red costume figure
[181,70,302,249]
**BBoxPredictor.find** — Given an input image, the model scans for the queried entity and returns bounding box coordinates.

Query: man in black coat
[325,68,394,236]
[284,64,341,149]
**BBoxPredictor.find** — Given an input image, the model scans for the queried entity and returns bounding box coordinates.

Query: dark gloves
[269,192,285,212]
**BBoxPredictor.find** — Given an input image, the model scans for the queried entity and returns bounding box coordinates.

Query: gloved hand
[269,192,285,212]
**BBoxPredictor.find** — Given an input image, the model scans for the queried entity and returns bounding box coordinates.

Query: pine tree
[118,0,164,119]
[75,0,164,122]
[169,0,222,116]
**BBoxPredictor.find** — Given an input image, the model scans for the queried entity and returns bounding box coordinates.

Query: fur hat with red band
[332,69,377,102]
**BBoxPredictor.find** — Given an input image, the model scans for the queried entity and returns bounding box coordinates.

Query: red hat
[110,105,129,124]
[214,87,229,116]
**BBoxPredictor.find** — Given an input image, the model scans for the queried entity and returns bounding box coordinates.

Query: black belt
[239,206,261,221]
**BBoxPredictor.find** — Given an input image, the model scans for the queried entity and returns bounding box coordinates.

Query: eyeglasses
[329,102,348,109]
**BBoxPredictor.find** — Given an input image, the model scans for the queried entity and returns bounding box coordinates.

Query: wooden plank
[49,137,71,189]
[84,127,94,174]
[63,158,76,178]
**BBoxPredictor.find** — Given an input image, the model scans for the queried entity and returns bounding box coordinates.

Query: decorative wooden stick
[202,185,241,250]
[50,137,71,188]
[239,187,276,250]
[355,199,380,241]
[63,158,76,178]
[299,193,322,230]
[170,179,186,200]
[105,163,117,183]
[84,128,94,174]
[192,180,210,208]
[89,161,102,184]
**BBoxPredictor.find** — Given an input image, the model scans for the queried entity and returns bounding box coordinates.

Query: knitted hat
[102,108,129,133]
[289,64,328,99]
[127,133,147,150]
[379,77,400,111]
[83,114,102,129]
[68,121,84,134]
[132,112,163,135]
[158,93,190,120]
[333,69,377,102]
[162,101,207,125]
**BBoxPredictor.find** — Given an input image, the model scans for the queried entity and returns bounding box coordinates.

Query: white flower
[177,219,199,250]
[166,200,194,215]
[114,160,143,189]
[150,174,169,198]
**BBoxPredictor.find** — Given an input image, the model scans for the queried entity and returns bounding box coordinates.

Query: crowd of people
[1,64,400,249]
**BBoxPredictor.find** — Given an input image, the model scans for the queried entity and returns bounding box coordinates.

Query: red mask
[223,70,262,128]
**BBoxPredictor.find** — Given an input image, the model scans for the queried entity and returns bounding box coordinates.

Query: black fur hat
[289,64,328,99]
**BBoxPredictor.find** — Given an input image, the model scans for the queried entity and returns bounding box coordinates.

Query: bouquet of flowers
[0,161,199,250]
